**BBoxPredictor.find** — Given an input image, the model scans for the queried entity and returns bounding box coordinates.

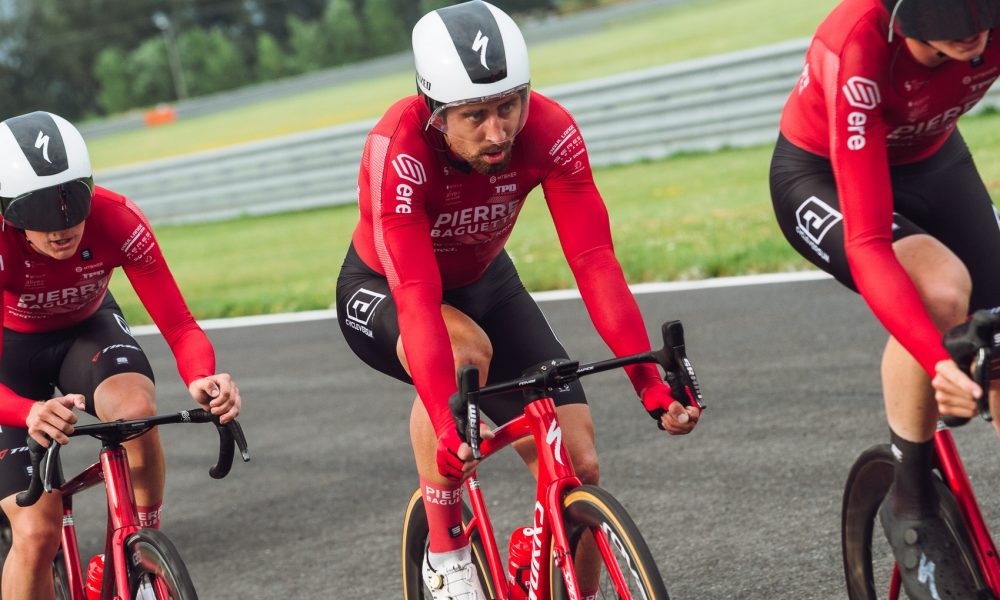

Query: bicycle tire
[841,443,988,599]
[52,552,71,600]
[124,528,198,600]
[551,485,669,600]
[0,511,9,585]
[401,489,498,600]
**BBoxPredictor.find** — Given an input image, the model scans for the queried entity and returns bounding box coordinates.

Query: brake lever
[15,437,52,507]
[944,310,1000,423]
[659,320,705,410]
[972,346,992,422]
[456,365,482,460]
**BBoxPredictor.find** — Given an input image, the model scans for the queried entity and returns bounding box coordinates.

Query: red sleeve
[363,134,457,439]
[824,29,948,375]
[0,375,36,426]
[0,279,37,426]
[115,201,216,386]
[541,116,661,395]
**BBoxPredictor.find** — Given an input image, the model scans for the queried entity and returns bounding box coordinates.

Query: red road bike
[13,407,249,600]
[401,320,703,600]
[843,308,1000,599]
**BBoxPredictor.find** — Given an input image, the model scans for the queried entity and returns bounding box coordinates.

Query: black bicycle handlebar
[449,320,704,458]
[15,408,250,507]
[942,308,1000,423]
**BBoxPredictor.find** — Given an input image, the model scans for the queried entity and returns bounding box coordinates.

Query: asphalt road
[52,277,1000,599]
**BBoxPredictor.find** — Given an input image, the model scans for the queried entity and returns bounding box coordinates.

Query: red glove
[641,382,701,433]
[641,383,674,429]
[436,428,467,480]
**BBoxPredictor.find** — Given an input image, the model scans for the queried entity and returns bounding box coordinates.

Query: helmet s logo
[392,154,427,186]
[842,76,881,110]
[472,30,489,69]
[34,131,51,163]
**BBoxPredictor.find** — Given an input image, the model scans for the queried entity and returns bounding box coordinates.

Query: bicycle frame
[932,426,1000,592]
[54,442,149,600]
[461,394,632,600]
[438,320,701,600]
[15,408,248,600]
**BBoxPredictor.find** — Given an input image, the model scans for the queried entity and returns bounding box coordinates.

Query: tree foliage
[1,0,561,121]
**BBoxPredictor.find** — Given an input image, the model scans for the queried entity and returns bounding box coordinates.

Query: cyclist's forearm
[569,246,660,394]
[0,383,38,427]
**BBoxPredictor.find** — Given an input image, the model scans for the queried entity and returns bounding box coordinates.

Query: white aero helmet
[413,0,531,136]
[0,111,93,232]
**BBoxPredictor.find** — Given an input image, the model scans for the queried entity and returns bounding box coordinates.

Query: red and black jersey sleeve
[0,241,36,426]
[537,98,661,394]
[107,195,216,386]
[359,109,459,439]
[821,21,949,375]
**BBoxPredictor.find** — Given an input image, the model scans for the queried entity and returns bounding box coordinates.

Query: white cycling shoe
[422,546,486,600]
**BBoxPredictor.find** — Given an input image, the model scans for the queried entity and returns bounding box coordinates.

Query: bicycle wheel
[401,489,498,599]
[841,443,987,599]
[124,528,198,600]
[0,511,9,585]
[551,485,669,600]
[52,552,71,600]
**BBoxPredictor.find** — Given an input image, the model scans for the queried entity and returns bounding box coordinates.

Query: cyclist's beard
[468,140,514,175]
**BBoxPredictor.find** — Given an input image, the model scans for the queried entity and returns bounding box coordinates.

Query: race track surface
[56,277,1000,598]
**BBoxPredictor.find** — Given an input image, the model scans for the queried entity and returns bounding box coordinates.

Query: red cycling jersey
[0,187,215,425]
[779,0,1000,375]
[352,91,662,437]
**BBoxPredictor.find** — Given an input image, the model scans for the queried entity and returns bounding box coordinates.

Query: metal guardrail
[96,38,1000,225]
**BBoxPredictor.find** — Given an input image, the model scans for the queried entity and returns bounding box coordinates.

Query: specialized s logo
[34,131,51,163]
[391,154,426,185]
[546,420,565,466]
[344,288,386,338]
[472,30,489,69]
[842,77,881,110]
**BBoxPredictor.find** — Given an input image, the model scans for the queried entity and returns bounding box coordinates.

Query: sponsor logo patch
[392,154,426,185]
[842,76,881,110]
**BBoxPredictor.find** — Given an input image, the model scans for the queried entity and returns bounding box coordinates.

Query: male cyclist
[770,0,1000,597]
[0,111,241,600]
[336,2,701,598]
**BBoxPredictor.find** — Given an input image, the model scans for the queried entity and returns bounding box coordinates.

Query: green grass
[88,0,836,170]
[105,110,1000,326]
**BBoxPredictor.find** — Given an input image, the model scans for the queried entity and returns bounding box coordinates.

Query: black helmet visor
[1,177,93,232]
[895,0,1000,40]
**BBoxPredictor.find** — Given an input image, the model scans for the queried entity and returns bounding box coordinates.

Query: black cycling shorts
[336,243,586,426]
[0,292,154,499]
[770,130,1000,312]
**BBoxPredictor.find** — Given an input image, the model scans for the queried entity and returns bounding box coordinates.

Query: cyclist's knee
[11,513,61,563]
[94,373,157,421]
[573,454,600,485]
[453,341,493,378]
[895,235,971,327]
[921,279,971,329]
[105,392,157,421]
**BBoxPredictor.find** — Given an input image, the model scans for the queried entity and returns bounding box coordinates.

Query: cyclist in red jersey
[336,2,700,598]
[0,111,242,600]
[770,0,1000,597]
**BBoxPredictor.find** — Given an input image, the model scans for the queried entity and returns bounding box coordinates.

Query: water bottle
[507,526,534,600]
[85,554,104,600]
